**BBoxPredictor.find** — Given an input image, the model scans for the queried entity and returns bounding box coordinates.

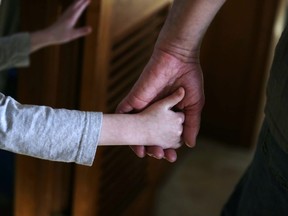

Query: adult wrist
[152,43,200,65]
[152,44,200,65]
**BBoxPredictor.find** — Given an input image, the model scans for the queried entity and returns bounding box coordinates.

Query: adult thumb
[162,87,185,109]
[116,97,133,114]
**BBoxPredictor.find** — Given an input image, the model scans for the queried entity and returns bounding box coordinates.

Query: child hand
[99,88,185,149]
[45,0,92,44]
[30,0,92,52]
[139,87,185,149]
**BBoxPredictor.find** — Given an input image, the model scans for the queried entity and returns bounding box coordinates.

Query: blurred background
[0,0,287,215]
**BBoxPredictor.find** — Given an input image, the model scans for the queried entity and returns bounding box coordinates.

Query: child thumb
[162,87,185,109]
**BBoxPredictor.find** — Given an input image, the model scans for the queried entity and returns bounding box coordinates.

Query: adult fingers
[130,146,146,158]
[146,146,165,159]
[116,96,134,114]
[163,149,178,162]
[183,109,201,148]
[146,147,178,162]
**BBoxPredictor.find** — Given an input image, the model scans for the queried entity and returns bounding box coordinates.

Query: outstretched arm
[117,0,226,162]
[0,0,91,71]
[30,0,91,53]
[0,89,184,165]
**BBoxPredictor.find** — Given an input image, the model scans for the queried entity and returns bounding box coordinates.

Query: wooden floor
[153,137,255,216]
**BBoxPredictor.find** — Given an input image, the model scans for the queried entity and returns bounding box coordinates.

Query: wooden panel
[111,0,171,41]
[15,0,81,215]
[107,8,167,112]
[72,0,112,215]
[72,150,103,216]
[73,2,170,216]
[200,0,279,146]
[15,158,73,216]
[79,0,111,111]
[98,147,147,216]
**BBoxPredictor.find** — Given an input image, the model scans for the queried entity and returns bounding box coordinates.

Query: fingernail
[185,141,195,148]
[147,153,160,159]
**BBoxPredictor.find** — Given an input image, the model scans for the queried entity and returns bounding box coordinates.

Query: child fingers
[68,0,90,25]
[71,26,92,40]
[175,112,185,125]
[169,87,185,109]
[160,87,185,109]
[175,142,182,149]
[177,113,184,138]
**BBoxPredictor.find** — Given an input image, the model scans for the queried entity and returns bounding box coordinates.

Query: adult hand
[116,48,205,162]
[30,0,91,52]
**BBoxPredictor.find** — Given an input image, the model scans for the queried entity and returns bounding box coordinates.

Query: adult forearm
[155,0,226,61]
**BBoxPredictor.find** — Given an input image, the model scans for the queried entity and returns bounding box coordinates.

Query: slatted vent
[99,147,147,216]
[106,7,168,113]
[98,6,169,216]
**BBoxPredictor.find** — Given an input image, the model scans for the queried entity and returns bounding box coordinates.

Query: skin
[30,0,92,53]
[22,0,226,162]
[117,0,226,162]
[100,88,185,149]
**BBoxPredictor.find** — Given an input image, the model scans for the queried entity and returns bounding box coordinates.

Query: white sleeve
[0,93,102,166]
[0,33,30,71]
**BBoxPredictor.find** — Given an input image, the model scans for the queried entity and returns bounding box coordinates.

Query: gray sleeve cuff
[75,112,103,166]
[0,93,103,166]
[0,32,30,71]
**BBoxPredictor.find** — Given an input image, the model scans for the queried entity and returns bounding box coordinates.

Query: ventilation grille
[99,147,147,216]
[98,6,169,216]
[106,7,168,113]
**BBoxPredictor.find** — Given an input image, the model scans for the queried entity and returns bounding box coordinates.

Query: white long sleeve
[0,33,30,71]
[0,93,102,166]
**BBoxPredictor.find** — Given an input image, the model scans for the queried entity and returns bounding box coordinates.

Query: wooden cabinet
[16,1,82,215]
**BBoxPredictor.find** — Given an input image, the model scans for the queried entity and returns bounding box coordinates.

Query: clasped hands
[29,0,205,163]
[117,49,205,163]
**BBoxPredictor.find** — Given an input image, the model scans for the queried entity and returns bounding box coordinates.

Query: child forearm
[99,88,185,149]
[30,30,53,53]
[99,114,146,146]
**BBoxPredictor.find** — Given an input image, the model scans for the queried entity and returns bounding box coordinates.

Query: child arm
[99,88,185,149]
[30,0,92,53]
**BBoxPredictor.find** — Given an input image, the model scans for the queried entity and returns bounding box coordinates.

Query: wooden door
[200,0,280,146]
[15,0,83,215]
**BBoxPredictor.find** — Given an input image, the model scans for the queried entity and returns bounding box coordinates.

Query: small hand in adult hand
[116,49,205,162]
[139,87,185,149]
